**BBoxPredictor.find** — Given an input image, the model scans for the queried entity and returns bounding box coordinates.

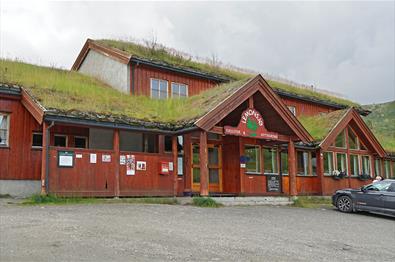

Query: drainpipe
[45,121,55,194]
[131,62,135,95]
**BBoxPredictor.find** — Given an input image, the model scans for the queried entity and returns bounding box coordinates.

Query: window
[287,106,296,116]
[263,148,277,174]
[0,113,10,146]
[207,133,221,140]
[280,152,288,175]
[323,152,333,175]
[177,136,184,176]
[164,136,172,152]
[362,156,370,176]
[384,160,391,178]
[54,135,67,147]
[350,155,359,176]
[297,151,309,176]
[311,152,317,175]
[74,136,87,148]
[171,82,188,98]
[143,134,158,153]
[334,130,346,148]
[374,159,381,177]
[245,145,260,173]
[336,153,347,174]
[150,79,168,99]
[348,128,359,150]
[32,132,43,147]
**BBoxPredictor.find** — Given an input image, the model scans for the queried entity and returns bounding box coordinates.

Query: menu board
[58,151,74,168]
[266,174,281,192]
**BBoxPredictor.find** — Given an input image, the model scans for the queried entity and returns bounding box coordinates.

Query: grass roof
[363,101,395,153]
[0,59,249,129]
[97,39,359,108]
[298,110,348,142]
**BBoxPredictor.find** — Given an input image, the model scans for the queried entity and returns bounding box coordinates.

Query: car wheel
[336,196,353,213]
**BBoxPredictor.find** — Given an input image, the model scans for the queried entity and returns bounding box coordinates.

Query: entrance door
[191,143,222,193]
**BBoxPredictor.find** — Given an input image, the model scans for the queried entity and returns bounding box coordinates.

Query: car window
[387,183,395,192]
[365,181,392,191]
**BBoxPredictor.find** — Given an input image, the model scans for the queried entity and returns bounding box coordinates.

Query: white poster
[136,161,146,171]
[120,155,126,165]
[168,162,174,171]
[76,154,83,159]
[59,155,73,167]
[126,155,135,175]
[102,154,111,162]
[177,157,183,175]
[90,153,97,164]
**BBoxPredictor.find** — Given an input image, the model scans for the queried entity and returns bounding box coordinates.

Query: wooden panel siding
[281,96,335,117]
[131,64,219,97]
[295,176,321,195]
[0,97,42,180]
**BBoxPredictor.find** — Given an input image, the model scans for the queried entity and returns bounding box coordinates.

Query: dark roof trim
[130,57,229,83]
[0,84,21,96]
[274,89,370,116]
[44,114,199,135]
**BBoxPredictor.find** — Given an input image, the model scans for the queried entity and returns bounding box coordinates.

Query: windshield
[364,181,392,191]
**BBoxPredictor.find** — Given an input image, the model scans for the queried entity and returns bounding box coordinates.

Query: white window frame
[287,106,296,116]
[74,136,88,149]
[335,152,348,175]
[54,134,68,147]
[0,113,10,147]
[171,82,189,98]
[245,144,261,174]
[374,158,381,176]
[323,151,334,176]
[361,155,371,176]
[32,132,43,148]
[349,154,360,176]
[150,78,168,99]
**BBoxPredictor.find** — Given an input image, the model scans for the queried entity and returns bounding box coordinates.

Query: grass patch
[23,194,178,205]
[292,196,332,209]
[0,194,11,198]
[192,197,222,208]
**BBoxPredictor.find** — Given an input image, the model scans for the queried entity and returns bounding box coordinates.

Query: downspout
[45,121,55,194]
[131,62,135,95]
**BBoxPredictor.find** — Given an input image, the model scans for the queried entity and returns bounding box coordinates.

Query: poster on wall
[126,155,135,175]
[266,174,281,192]
[102,154,111,162]
[58,151,74,168]
[136,161,146,171]
[120,155,126,165]
[90,153,97,164]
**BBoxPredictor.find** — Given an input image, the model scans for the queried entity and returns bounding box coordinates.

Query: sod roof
[0,59,249,130]
[97,39,360,109]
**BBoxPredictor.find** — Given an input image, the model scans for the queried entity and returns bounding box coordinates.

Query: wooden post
[316,149,325,195]
[345,128,351,188]
[113,129,120,197]
[40,121,48,195]
[199,131,209,196]
[172,136,178,197]
[288,139,297,197]
[239,137,245,195]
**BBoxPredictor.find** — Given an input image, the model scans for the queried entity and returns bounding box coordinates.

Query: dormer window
[287,106,296,116]
[150,79,168,99]
[171,82,188,98]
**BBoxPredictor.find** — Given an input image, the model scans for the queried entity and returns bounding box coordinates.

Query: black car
[332,179,395,216]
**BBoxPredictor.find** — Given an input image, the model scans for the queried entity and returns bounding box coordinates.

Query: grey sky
[1,1,394,104]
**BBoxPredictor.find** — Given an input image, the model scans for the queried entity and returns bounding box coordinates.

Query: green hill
[363,101,395,153]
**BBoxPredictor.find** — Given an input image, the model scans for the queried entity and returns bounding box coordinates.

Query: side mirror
[361,186,367,193]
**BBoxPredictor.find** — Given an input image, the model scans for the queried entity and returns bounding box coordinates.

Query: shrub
[192,197,222,208]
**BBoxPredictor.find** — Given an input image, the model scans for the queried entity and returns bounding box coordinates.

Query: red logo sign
[224,108,278,139]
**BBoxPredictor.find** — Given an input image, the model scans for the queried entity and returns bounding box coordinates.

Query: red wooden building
[0,39,394,197]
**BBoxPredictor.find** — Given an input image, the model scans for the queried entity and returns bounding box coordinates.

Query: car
[332,179,395,217]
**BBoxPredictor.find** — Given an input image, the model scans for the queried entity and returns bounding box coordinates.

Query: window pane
[263,148,277,174]
[144,134,157,153]
[281,152,288,175]
[208,146,219,165]
[32,133,43,147]
[336,153,347,173]
[209,169,219,183]
[348,128,358,149]
[245,145,260,173]
[384,161,390,178]
[151,79,159,99]
[350,155,359,176]
[164,136,172,152]
[193,168,200,183]
[0,114,9,146]
[54,135,67,147]
[375,159,381,176]
[74,137,87,148]
[362,156,370,175]
[159,80,168,99]
[335,130,346,148]
[192,144,200,165]
[171,83,179,97]
[311,152,317,175]
[179,84,187,97]
[297,151,309,176]
[323,152,333,175]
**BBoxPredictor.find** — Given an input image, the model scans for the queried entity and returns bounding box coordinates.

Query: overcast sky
[1,1,394,104]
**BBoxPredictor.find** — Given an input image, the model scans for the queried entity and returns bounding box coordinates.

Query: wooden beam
[113,129,120,197]
[316,149,325,195]
[21,89,44,125]
[288,139,297,197]
[41,121,49,195]
[239,137,245,194]
[248,96,254,108]
[172,136,178,197]
[209,126,224,135]
[199,131,209,196]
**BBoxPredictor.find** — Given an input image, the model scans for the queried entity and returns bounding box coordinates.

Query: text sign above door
[224,108,278,139]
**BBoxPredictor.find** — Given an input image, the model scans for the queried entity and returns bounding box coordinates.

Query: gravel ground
[0,199,394,262]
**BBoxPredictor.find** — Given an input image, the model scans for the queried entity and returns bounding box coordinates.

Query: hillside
[363,101,395,153]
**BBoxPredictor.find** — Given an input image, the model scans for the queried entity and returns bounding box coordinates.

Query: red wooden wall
[280,96,335,117]
[0,96,42,180]
[131,64,219,97]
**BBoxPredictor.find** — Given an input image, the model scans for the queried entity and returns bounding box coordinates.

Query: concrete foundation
[0,180,41,198]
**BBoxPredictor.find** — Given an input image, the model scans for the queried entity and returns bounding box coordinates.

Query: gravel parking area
[0,200,394,262]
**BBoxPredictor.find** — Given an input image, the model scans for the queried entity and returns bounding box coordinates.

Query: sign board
[136,161,146,171]
[76,154,83,159]
[160,162,170,175]
[58,151,74,168]
[120,155,126,165]
[224,108,278,140]
[126,155,135,175]
[90,153,97,164]
[102,154,111,163]
[266,174,281,192]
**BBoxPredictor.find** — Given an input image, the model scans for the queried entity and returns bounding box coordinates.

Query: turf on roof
[297,110,348,142]
[0,59,249,128]
[97,39,360,108]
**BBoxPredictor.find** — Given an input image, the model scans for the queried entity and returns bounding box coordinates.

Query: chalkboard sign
[266,174,281,192]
